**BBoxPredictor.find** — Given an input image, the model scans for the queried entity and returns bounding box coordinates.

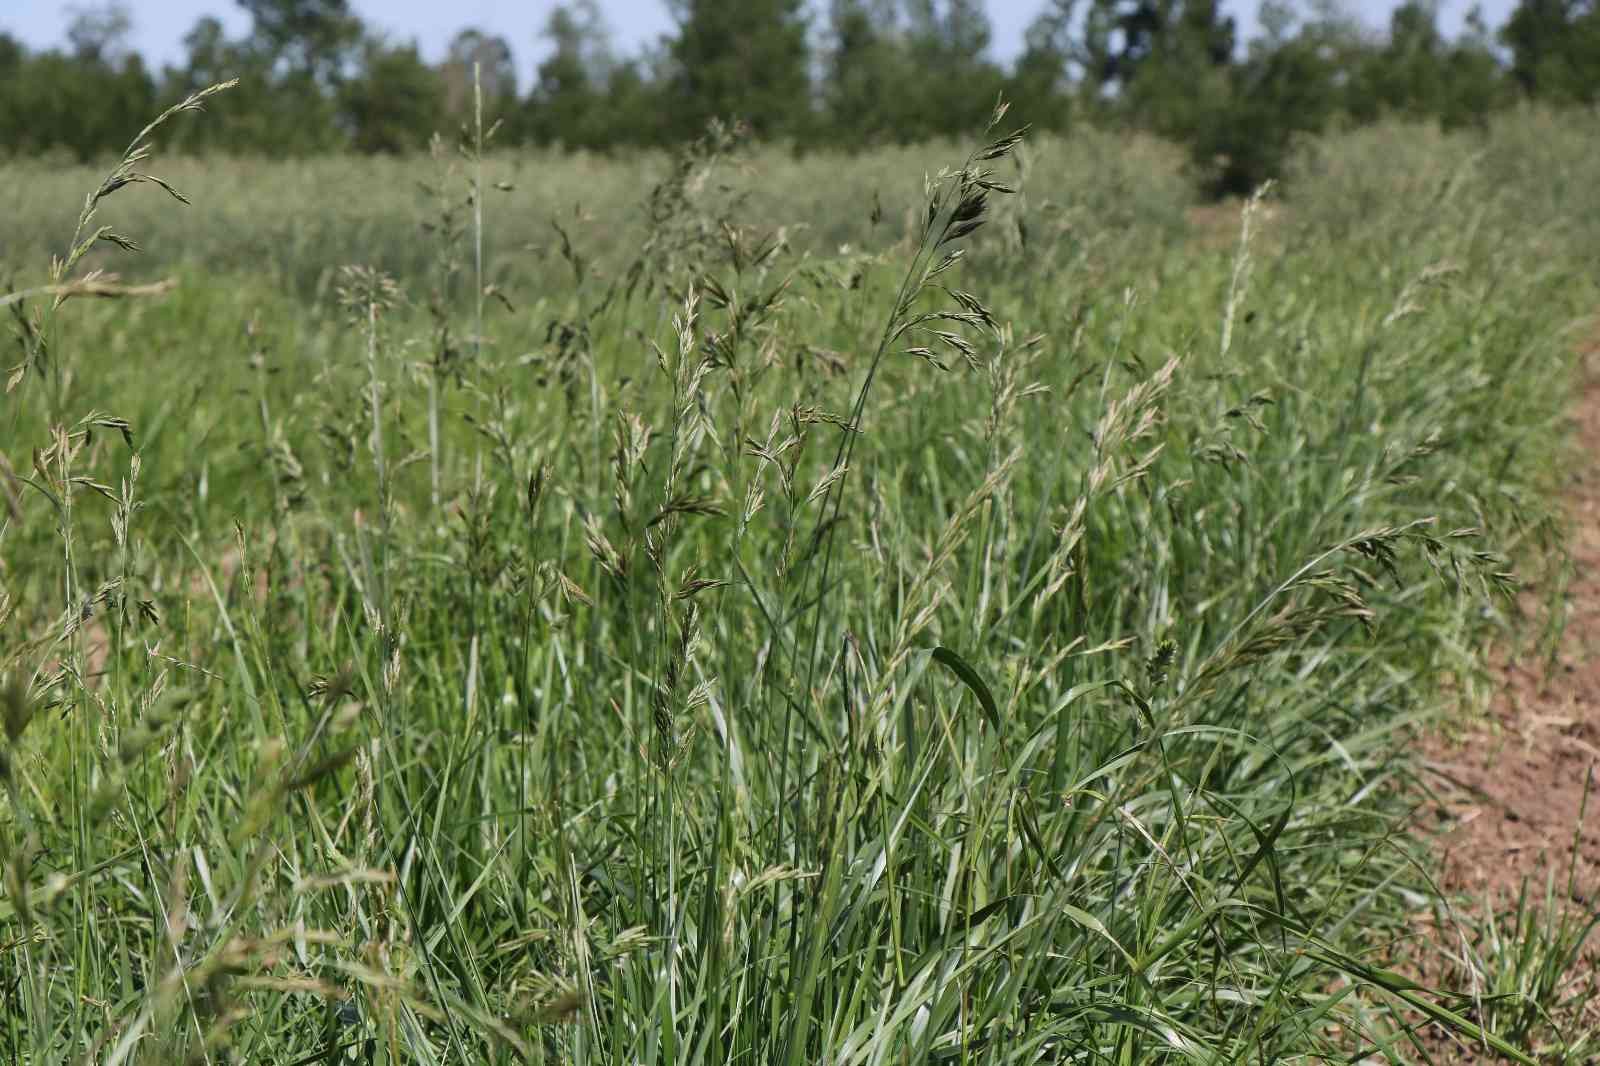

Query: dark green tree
[65,2,133,65]
[1080,0,1235,92]
[158,16,276,152]
[1438,6,1511,126]
[0,30,20,158]
[523,1,614,147]
[1008,0,1078,132]
[1501,0,1600,103]
[0,31,22,72]
[171,15,244,92]
[1,5,158,160]
[1183,2,1361,195]
[600,54,672,148]
[1338,1,1508,128]
[338,38,446,153]
[664,0,812,140]
[236,0,361,84]
[821,0,911,146]
[440,29,517,126]
[901,0,1008,138]
[223,0,361,151]
[1115,0,1236,117]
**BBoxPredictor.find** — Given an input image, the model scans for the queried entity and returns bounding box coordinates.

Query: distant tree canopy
[0,0,1595,194]
[665,0,812,141]
[1502,0,1600,103]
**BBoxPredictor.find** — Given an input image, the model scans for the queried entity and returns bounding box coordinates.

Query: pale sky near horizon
[1,0,1519,75]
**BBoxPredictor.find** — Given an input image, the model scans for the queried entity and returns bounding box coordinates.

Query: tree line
[2,0,1598,193]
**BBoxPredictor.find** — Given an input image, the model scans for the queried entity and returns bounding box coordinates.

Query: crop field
[2,94,1599,1063]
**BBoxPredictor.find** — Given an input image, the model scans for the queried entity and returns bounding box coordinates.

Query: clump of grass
[5,81,235,419]
[1410,783,1600,1062]
[1454,877,1600,1061]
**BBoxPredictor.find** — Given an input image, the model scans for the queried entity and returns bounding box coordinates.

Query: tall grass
[1,96,1596,1063]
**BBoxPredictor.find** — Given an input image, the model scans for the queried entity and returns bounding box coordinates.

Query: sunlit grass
[1,97,1597,1063]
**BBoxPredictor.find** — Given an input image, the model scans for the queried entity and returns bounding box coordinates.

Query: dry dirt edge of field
[1404,320,1600,1062]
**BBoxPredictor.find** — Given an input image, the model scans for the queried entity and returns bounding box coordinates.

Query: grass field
[2,95,1599,1063]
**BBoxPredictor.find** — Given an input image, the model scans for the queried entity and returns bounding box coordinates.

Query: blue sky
[3,1,1518,74]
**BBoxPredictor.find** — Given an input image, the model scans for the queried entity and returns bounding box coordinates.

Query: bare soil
[1421,348,1600,904]
[1405,324,1600,1061]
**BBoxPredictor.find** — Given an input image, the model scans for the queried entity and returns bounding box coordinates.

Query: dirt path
[1423,332,1600,904]
[1410,324,1600,1059]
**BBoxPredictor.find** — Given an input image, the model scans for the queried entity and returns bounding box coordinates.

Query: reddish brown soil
[1422,416,1600,904]
[1406,325,1600,1061]
[1185,199,1286,252]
